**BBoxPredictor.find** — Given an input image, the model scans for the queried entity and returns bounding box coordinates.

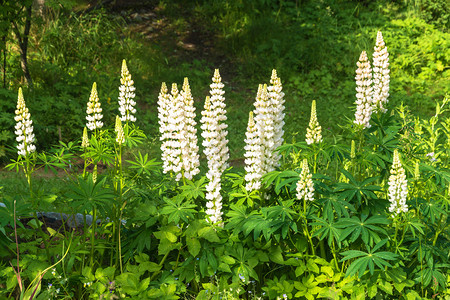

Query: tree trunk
[12,4,33,89]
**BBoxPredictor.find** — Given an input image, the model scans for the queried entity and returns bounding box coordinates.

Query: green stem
[150,251,171,281]
[90,208,97,268]
[331,240,339,270]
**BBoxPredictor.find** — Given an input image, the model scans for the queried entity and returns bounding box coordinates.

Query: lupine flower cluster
[354,31,390,128]
[14,88,36,157]
[354,51,373,129]
[86,82,103,131]
[388,150,408,216]
[244,111,262,191]
[181,78,200,180]
[305,100,322,144]
[115,116,125,145]
[158,81,200,182]
[81,127,89,148]
[200,70,229,224]
[372,31,390,114]
[244,70,285,192]
[296,159,315,202]
[118,59,137,123]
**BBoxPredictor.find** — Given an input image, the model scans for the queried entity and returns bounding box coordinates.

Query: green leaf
[186,237,201,257]
[198,226,220,243]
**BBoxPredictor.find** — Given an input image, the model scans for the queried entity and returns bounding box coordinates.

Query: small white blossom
[14,88,36,156]
[388,150,408,216]
[296,159,315,202]
[118,59,137,123]
[354,51,373,129]
[372,31,390,114]
[86,82,103,131]
[200,69,229,225]
[305,100,322,144]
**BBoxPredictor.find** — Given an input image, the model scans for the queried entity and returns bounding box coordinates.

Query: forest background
[0,0,448,164]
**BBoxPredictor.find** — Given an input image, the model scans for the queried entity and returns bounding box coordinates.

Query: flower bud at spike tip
[115,116,125,145]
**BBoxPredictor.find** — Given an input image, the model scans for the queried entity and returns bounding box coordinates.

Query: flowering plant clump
[354,50,373,129]
[14,88,36,157]
[200,69,229,224]
[305,100,322,144]
[388,150,408,216]
[244,111,262,191]
[296,159,315,202]
[118,59,137,123]
[180,78,200,180]
[86,82,103,131]
[372,31,390,114]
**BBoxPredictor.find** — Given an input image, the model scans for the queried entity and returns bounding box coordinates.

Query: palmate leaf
[318,193,354,221]
[334,170,381,207]
[160,195,197,224]
[179,177,206,200]
[336,215,389,246]
[67,175,114,215]
[276,141,308,158]
[310,216,341,247]
[340,239,398,278]
[126,152,161,176]
[421,164,450,188]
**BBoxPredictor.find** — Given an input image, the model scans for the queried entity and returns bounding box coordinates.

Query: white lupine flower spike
[267,69,285,171]
[296,159,315,202]
[372,31,390,114]
[115,116,125,145]
[118,59,137,123]
[200,69,229,225]
[158,83,173,174]
[81,127,89,148]
[354,51,373,129]
[181,78,200,180]
[388,150,408,216]
[86,82,103,131]
[244,111,262,192]
[167,83,184,181]
[14,88,36,157]
[305,100,322,145]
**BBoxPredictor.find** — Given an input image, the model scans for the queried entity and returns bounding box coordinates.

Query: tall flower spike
[118,59,137,123]
[244,111,263,191]
[180,77,200,180]
[305,100,322,144]
[166,83,184,181]
[86,82,103,131]
[296,159,314,202]
[200,69,229,225]
[266,69,285,171]
[388,150,408,216]
[115,116,125,145]
[157,83,175,174]
[81,127,89,148]
[372,31,390,114]
[249,84,272,191]
[354,51,373,129]
[201,96,224,225]
[14,88,36,156]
